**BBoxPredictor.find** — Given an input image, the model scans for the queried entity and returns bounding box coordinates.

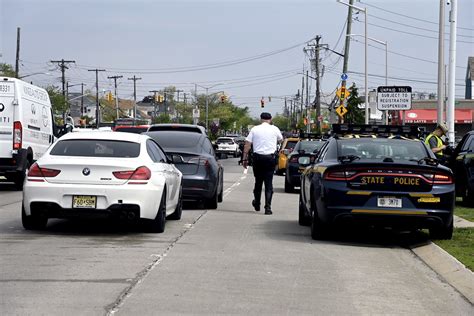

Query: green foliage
[153,113,171,124]
[45,86,68,123]
[435,228,473,271]
[345,84,364,124]
[0,63,16,77]
[272,115,289,131]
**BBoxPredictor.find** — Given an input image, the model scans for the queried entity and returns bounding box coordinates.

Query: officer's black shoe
[252,200,260,212]
[264,208,272,215]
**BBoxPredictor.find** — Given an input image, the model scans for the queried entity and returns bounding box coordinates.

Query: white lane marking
[223,174,248,198]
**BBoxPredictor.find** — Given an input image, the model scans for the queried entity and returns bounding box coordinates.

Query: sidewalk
[453,215,474,228]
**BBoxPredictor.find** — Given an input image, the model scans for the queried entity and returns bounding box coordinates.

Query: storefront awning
[402,109,473,124]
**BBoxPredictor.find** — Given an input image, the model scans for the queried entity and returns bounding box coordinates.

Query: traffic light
[260,98,265,108]
[106,92,113,102]
[220,95,226,103]
[154,94,159,102]
[159,95,164,103]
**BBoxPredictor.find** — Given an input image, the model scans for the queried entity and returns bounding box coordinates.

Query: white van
[0,77,59,188]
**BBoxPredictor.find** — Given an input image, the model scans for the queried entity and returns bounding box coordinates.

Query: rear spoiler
[331,124,421,139]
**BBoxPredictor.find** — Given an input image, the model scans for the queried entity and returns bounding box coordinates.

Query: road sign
[192,108,200,118]
[341,73,348,81]
[335,105,348,118]
[377,86,412,110]
[336,87,350,100]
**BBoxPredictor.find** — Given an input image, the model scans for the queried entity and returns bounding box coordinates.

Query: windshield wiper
[338,155,361,163]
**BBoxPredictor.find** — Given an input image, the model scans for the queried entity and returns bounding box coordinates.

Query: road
[0,157,472,315]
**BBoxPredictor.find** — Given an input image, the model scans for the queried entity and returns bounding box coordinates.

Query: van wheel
[14,160,30,190]
[22,204,47,230]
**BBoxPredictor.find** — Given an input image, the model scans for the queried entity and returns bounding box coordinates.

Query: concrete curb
[410,241,474,304]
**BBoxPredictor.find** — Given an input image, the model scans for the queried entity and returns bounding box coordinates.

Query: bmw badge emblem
[82,168,91,176]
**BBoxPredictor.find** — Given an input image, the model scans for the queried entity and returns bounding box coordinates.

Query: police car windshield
[338,138,427,161]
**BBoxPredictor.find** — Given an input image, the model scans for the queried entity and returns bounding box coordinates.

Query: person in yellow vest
[425,123,448,159]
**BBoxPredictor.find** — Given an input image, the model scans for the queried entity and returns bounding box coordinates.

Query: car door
[146,140,178,207]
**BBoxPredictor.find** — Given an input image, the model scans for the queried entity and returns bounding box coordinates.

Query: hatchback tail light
[188,157,210,167]
[28,163,61,178]
[13,121,22,150]
[113,166,151,181]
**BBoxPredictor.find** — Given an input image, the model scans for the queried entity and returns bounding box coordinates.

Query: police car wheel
[298,196,310,226]
[429,220,453,240]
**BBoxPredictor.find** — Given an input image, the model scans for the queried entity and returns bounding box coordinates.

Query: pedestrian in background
[242,112,283,215]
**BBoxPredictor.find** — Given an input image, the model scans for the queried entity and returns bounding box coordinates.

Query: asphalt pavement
[0,158,472,315]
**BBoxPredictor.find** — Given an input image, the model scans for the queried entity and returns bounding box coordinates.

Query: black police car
[450,130,474,206]
[298,125,455,240]
[285,136,326,193]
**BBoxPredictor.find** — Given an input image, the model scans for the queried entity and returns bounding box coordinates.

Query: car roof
[59,131,148,143]
[147,123,206,134]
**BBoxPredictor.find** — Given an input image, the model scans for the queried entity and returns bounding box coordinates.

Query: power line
[359,1,474,31]
[74,39,312,74]
[370,14,474,38]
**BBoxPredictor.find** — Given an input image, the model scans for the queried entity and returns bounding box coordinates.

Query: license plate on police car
[72,195,97,209]
[377,197,402,208]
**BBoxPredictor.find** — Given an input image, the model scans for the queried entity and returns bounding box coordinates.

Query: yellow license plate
[72,195,97,209]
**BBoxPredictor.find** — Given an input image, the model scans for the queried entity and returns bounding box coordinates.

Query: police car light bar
[331,124,421,138]
[299,131,326,139]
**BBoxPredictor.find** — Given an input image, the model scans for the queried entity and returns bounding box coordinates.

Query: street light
[347,34,388,124]
[194,83,223,131]
[337,0,369,124]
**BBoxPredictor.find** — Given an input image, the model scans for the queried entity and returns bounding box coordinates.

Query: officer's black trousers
[252,153,275,210]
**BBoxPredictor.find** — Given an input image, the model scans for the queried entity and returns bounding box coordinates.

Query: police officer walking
[242,112,283,215]
[425,123,448,161]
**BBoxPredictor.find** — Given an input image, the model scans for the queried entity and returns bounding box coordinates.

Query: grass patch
[435,228,474,271]
[454,204,474,222]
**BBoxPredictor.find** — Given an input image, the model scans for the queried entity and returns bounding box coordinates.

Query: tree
[272,114,289,131]
[45,86,68,124]
[153,113,171,124]
[345,84,364,124]
[0,63,16,77]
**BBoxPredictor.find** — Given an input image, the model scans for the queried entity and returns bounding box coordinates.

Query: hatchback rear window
[50,140,140,158]
[114,126,149,134]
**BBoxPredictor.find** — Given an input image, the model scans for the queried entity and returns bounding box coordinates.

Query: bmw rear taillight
[13,121,22,150]
[324,170,356,181]
[113,166,151,181]
[28,163,61,178]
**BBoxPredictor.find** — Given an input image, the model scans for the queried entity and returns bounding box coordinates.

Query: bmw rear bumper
[23,181,163,220]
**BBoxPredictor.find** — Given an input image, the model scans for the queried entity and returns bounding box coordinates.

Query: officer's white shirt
[246,122,283,155]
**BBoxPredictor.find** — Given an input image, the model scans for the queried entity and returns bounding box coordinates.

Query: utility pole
[175,89,184,122]
[306,70,310,133]
[341,0,354,123]
[108,75,123,119]
[149,90,160,122]
[15,27,20,78]
[128,76,141,119]
[315,35,322,132]
[437,0,445,125]
[51,59,76,120]
[88,68,106,128]
[80,83,85,117]
[447,0,457,146]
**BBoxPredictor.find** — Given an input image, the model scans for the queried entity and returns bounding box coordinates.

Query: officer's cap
[260,112,272,120]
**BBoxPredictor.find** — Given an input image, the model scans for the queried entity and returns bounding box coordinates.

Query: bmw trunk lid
[37,157,140,185]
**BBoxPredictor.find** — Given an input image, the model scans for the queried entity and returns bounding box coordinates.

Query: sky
[1,0,473,118]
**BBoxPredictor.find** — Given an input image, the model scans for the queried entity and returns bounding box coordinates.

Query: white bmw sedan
[22,131,183,233]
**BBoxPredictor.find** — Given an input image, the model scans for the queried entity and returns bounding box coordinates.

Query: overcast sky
[1,0,473,118]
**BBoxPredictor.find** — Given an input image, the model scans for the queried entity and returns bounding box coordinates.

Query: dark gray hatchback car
[144,129,224,209]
